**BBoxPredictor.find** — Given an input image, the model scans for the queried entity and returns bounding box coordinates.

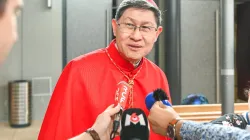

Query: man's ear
[112,19,117,37]
[155,26,163,42]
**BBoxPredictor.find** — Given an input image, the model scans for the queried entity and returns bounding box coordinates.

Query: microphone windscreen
[120,108,149,140]
[145,88,172,110]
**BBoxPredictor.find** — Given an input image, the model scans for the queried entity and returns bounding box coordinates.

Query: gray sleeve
[179,121,250,140]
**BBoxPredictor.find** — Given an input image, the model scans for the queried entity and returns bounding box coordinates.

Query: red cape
[38,40,171,140]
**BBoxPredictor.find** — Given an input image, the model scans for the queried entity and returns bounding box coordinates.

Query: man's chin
[0,45,13,65]
[0,57,6,66]
[126,56,143,64]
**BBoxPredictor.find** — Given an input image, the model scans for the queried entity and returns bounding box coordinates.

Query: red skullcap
[147,0,158,8]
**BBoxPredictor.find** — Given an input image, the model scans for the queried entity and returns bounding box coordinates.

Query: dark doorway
[236,1,250,101]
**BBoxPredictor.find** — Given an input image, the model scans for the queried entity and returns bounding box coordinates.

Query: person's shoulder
[64,48,107,69]
[71,48,106,63]
[73,48,106,62]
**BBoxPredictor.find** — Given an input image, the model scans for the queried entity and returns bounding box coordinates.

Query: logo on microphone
[117,85,128,103]
[124,113,146,126]
[115,81,131,110]
[130,113,139,124]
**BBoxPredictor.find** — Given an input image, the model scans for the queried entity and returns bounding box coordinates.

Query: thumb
[105,104,115,111]
[106,104,121,116]
[159,101,167,109]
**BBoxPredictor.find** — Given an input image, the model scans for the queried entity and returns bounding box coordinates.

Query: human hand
[148,101,179,136]
[91,104,121,140]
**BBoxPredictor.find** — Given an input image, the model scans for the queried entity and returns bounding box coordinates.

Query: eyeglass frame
[116,22,158,35]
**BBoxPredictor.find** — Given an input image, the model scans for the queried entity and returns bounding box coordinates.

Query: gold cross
[128,79,134,86]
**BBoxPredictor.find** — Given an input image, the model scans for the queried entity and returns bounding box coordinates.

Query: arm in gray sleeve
[180,121,250,140]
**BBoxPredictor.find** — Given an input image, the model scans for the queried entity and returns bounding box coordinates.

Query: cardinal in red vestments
[38,0,172,140]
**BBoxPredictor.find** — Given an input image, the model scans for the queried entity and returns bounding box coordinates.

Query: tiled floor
[0,121,42,140]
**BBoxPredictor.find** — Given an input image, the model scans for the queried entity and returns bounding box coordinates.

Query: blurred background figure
[0,0,23,64]
[181,94,209,105]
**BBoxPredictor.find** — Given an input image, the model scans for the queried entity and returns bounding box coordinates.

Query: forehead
[10,0,23,7]
[120,8,156,24]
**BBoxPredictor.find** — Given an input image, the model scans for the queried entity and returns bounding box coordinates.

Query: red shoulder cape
[38,40,171,140]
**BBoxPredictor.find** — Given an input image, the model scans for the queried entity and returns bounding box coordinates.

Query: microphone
[145,88,172,110]
[110,81,131,140]
[120,108,149,140]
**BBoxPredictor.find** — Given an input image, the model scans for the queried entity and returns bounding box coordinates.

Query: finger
[106,104,121,116]
[151,125,159,134]
[151,125,167,136]
[148,117,157,126]
[167,106,178,114]
[166,107,181,119]
[165,106,175,114]
[154,101,161,105]
[150,101,160,111]
[104,104,115,111]
[148,113,154,122]
[159,101,167,109]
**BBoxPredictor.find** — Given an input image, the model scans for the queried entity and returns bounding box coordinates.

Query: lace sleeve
[180,121,250,140]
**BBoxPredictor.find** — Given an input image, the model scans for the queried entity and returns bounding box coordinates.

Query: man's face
[0,0,23,64]
[112,8,162,64]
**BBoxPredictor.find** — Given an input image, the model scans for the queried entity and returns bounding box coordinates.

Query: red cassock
[38,40,172,140]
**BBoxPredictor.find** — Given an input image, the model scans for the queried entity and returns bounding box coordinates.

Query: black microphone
[120,108,149,140]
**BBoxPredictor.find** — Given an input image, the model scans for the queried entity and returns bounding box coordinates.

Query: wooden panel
[173,103,248,122]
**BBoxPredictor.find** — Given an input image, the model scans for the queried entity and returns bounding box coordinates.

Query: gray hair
[115,0,162,26]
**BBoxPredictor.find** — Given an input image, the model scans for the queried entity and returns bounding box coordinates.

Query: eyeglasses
[117,22,157,36]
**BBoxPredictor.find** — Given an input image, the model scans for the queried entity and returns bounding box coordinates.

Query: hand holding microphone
[145,88,172,110]
[145,88,180,137]
[148,101,180,136]
[69,104,121,140]
[91,104,121,140]
[71,81,131,140]
[110,81,131,140]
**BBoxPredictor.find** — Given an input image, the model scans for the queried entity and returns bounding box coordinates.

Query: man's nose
[130,28,143,41]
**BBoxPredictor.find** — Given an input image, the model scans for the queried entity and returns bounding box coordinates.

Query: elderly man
[39,0,171,140]
[0,0,23,64]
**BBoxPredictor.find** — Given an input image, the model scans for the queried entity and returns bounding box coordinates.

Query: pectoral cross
[128,79,134,108]
[128,79,134,86]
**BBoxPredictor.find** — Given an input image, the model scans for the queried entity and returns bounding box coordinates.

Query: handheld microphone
[145,88,172,110]
[110,81,131,140]
[120,108,149,140]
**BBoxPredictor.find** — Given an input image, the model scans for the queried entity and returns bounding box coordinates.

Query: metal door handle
[47,0,52,8]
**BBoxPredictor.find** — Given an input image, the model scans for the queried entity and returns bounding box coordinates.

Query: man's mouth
[127,44,142,50]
